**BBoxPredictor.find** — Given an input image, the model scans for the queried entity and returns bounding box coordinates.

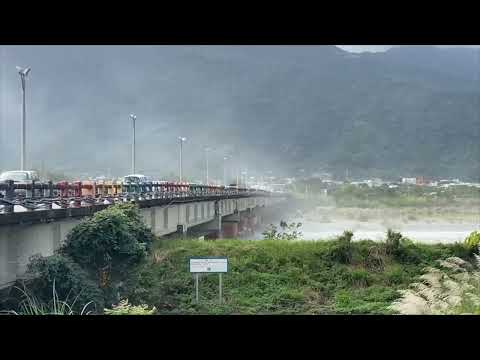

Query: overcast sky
[1,45,478,179]
[337,45,480,53]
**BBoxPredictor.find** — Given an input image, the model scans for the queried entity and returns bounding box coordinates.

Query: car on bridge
[0,170,41,198]
[0,170,40,184]
[121,174,152,185]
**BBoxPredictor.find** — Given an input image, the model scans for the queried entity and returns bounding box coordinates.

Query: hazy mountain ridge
[0,45,478,180]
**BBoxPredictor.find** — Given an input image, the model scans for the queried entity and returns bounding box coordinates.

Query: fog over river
[255,205,479,244]
[288,220,475,244]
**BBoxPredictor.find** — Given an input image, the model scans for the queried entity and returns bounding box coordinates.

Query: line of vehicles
[0,170,151,187]
[0,170,267,213]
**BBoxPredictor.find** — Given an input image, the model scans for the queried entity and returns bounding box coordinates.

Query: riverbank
[124,236,475,314]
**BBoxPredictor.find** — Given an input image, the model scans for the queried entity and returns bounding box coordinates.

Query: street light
[223,156,229,186]
[178,136,187,182]
[130,114,137,174]
[16,66,31,170]
[205,147,210,185]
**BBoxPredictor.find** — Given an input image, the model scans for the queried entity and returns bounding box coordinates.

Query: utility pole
[130,114,136,174]
[16,66,31,170]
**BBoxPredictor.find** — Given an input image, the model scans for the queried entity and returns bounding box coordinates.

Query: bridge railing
[0,180,270,214]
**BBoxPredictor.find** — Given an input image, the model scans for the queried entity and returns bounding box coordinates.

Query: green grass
[124,237,471,315]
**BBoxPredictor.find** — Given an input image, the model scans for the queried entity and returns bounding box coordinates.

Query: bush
[464,231,480,255]
[385,229,403,256]
[104,299,156,315]
[5,281,94,315]
[262,221,302,241]
[328,231,353,264]
[15,203,156,313]
[346,269,372,287]
[362,245,386,271]
[62,204,152,294]
[25,254,104,313]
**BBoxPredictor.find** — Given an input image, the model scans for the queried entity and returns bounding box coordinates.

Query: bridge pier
[221,211,241,238]
[193,213,222,239]
[221,208,264,238]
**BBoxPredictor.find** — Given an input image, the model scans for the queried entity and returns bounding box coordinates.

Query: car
[0,170,40,197]
[121,174,152,185]
[0,170,40,184]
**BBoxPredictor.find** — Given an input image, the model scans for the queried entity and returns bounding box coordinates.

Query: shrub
[17,203,156,313]
[449,242,472,259]
[328,231,353,264]
[4,281,94,315]
[363,245,386,271]
[464,231,480,255]
[25,254,103,313]
[346,269,372,287]
[104,299,156,315]
[61,204,152,293]
[262,221,303,241]
[385,229,403,256]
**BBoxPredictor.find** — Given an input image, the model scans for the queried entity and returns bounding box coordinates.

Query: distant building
[415,176,428,186]
[311,172,332,181]
[402,178,416,185]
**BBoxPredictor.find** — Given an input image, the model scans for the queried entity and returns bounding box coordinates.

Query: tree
[61,204,153,304]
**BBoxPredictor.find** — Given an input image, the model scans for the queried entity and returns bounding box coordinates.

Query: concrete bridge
[0,190,284,289]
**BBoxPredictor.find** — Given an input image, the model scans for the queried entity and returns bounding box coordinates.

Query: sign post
[219,273,223,304]
[195,273,199,303]
[190,257,228,304]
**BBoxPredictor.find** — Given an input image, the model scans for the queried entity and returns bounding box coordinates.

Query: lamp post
[178,137,187,182]
[16,66,31,170]
[130,114,137,174]
[223,156,229,186]
[205,147,210,185]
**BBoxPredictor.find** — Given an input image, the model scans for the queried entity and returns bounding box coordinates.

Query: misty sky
[0,45,478,181]
[337,45,480,53]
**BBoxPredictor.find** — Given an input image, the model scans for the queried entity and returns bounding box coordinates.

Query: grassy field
[124,236,473,315]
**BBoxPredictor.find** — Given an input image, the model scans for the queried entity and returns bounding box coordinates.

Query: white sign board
[190,257,228,273]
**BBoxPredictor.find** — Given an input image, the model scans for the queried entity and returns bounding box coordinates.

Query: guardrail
[0,180,271,214]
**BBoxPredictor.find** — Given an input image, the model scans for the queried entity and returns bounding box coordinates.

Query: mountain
[0,45,478,180]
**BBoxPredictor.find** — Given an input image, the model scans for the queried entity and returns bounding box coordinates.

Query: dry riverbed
[284,206,479,244]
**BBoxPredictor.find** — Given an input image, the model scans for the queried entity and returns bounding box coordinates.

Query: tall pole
[205,147,209,185]
[223,156,227,186]
[17,67,30,170]
[130,114,136,174]
[180,139,183,182]
[21,77,26,170]
[223,156,228,186]
[178,137,186,182]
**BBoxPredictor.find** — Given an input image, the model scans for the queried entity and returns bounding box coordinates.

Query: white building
[402,178,416,185]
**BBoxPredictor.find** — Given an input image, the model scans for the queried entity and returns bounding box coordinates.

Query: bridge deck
[0,193,269,226]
